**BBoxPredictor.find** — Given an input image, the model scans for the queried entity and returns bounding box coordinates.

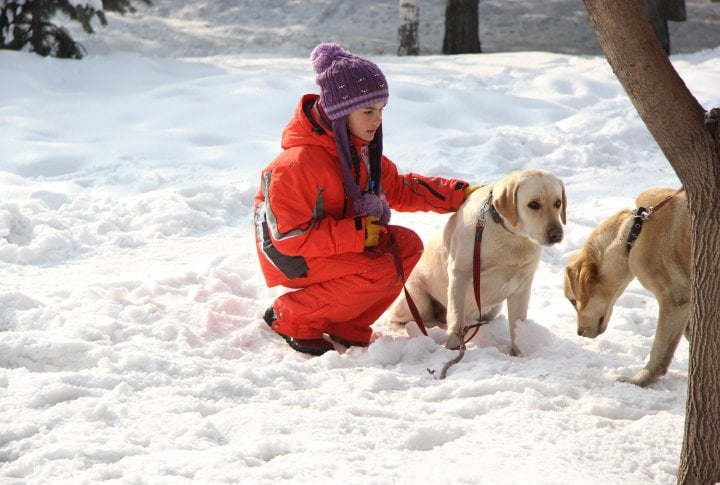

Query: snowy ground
[1,1,719,483]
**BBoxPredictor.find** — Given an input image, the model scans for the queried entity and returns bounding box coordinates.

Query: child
[254,43,477,355]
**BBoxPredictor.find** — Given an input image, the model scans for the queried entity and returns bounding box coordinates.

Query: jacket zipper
[412,177,446,201]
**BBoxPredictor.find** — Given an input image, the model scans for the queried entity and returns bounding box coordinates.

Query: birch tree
[398,0,419,56]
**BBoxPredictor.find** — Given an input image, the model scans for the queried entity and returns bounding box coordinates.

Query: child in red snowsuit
[254,43,476,355]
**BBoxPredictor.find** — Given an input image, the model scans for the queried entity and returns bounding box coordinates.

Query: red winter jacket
[254,94,468,287]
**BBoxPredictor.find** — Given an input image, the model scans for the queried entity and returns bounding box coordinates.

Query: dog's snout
[578,314,605,339]
[547,226,564,244]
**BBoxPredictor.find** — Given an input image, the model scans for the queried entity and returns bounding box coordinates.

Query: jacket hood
[281,94,336,152]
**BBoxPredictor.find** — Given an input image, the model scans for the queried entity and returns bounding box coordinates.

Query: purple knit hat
[311,43,389,120]
[310,43,390,223]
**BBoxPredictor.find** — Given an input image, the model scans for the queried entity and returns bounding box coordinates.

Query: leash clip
[478,197,492,227]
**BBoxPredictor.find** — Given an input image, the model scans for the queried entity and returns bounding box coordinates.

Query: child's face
[347,101,385,142]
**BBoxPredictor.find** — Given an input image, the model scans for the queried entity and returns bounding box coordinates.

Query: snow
[1,0,719,483]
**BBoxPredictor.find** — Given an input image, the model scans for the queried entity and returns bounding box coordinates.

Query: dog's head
[492,169,566,246]
[564,250,612,338]
[563,212,634,338]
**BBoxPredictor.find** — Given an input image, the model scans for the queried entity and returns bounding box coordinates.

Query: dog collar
[485,192,515,235]
[489,203,503,225]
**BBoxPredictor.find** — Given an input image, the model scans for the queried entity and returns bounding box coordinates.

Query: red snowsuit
[254,94,468,343]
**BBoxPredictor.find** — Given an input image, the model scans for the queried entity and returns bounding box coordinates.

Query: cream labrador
[389,169,566,354]
[563,187,689,387]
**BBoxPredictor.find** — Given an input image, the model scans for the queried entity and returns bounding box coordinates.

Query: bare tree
[398,0,420,56]
[442,0,481,54]
[582,1,720,483]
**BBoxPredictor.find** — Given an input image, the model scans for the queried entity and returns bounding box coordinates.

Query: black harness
[625,187,685,252]
[625,207,650,252]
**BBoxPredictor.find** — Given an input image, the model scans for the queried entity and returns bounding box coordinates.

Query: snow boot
[263,307,334,356]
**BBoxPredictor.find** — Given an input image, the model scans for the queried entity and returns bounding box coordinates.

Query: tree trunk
[639,0,687,55]
[29,1,47,56]
[660,0,687,22]
[581,1,720,483]
[397,0,419,56]
[640,0,670,55]
[442,0,481,55]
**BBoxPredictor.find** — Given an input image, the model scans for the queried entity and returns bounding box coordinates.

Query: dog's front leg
[618,301,688,387]
[506,283,532,356]
[445,259,472,350]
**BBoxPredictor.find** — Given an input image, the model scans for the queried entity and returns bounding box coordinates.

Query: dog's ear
[565,263,583,310]
[493,178,519,226]
[565,251,596,311]
[561,183,567,225]
[575,258,599,311]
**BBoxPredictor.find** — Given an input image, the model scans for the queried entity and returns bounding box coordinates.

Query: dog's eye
[528,201,541,210]
[554,199,562,209]
[568,298,577,308]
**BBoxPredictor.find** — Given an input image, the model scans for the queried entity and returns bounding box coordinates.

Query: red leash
[386,227,428,336]
[387,217,488,345]
[472,217,484,315]
[452,216,487,348]
[442,217,486,349]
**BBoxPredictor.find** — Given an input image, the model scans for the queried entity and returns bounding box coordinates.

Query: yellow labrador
[389,169,566,354]
[564,187,689,387]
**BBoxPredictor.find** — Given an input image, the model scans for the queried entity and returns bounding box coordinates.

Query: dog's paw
[616,369,655,387]
[444,332,463,350]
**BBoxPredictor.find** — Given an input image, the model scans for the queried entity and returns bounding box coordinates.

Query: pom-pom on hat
[311,43,389,120]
